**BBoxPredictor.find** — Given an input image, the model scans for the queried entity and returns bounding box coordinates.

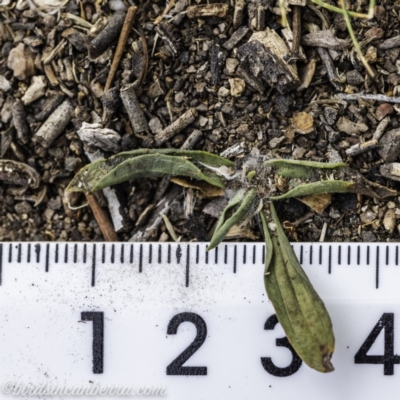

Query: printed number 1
[81,312,104,374]
[355,313,400,375]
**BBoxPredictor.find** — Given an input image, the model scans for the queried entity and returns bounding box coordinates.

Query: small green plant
[280,0,375,77]
[67,150,395,372]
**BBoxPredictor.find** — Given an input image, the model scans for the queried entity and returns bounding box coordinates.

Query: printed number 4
[355,313,400,375]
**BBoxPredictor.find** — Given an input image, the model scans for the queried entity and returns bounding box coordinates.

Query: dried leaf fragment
[0,160,40,189]
[292,112,314,134]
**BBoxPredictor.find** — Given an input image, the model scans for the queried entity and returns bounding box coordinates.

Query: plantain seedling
[68,150,396,373]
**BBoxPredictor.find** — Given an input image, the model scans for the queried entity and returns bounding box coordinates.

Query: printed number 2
[355,313,400,375]
[166,312,208,376]
[261,314,302,377]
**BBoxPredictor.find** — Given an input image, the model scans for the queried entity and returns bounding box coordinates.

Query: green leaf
[264,203,335,373]
[67,154,225,193]
[67,149,233,193]
[259,211,273,275]
[208,189,256,251]
[269,180,354,200]
[264,159,347,179]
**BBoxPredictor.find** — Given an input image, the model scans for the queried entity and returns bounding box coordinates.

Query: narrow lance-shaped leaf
[259,211,273,275]
[68,149,233,193]
[269,180,353,200]
[67,154,225,193]
[263,203,335,373]
[208,189,256,251]
[264,159,347,179]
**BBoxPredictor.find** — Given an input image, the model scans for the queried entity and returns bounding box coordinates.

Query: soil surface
[0,0,400,244]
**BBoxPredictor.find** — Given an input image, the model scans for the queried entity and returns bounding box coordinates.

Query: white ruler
[1,242,400,400]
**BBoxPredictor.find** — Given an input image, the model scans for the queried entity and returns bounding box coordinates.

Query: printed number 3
[261,314,302,377]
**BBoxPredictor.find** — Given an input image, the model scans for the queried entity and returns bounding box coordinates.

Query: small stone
[64,157,82,172]
[198,116,208,127]
[236,123,249,135]
[0,75,11,92]
[292,112,314,134]
[383,209,396,233]
[374,5,386,20]
[346,70,364,86]
[364,27,384,40]
[361,230,376,242]
[229,78,245,97]
[225,58,239,73]
[336,117,368,135]
[175,91,185,103]
[14,201,32,214]
[244,131,255,142]
[269,136,285,149]
[274,95,290,116]
[377,129,400,162]
[375,103,394,121]
[148,117,163,134]
[7,43,36,80]
[48,196,62,210]
[360,209,376,224]
[218,86,230,97]
[44,208,55,221]
[323,107,338,125]
[146,80,165,98]
[21,76,47,105]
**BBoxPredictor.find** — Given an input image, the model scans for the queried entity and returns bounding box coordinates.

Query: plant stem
[340,0,375,78]
[279,0,289,27]
[310,0,373,19]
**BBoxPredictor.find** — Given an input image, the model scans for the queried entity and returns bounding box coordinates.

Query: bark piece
[237,63,265,94]
[233,0,246,29]
[301,30,351,50]
[237,28,300,93]
[120,85,149,134]
[377,128,400,162]
[61,28,88,52]
[88,11,126,59]
[210,42,226,86]
[378,35,400,50]
[154,108,198,146]
[34,100,74,148]
[187,4,229,18]
[223,26,249,51]
[317,47,343,91]
[101,87,120,124]
[12,100,30,145]
[35,92,65,122]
